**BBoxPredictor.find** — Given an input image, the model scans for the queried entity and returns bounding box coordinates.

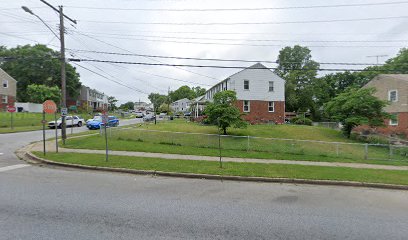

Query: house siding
[0,68,17,111]
[361,74,408,136]
[203,63,285,124]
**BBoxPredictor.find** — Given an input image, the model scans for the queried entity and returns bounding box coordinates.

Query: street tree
[204,90,247,135]
[169,85,194,102]
[27,84,60,104]
[120,101,134,111]
[148,93,167,113]
[0,44,81,102]
[192,86,206,98]
[324,88,389,138]
[108,96,118,111]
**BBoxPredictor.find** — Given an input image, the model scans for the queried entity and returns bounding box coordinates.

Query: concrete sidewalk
[29,140,408,171]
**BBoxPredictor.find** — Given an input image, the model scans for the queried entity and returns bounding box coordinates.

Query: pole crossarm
[40,0,77,24]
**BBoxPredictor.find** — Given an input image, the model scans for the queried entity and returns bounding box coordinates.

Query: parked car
[143,114,155,122]
[86,116,120,130]
[135,111,144,118]
[184,112,191,117]
[48,115,84,129]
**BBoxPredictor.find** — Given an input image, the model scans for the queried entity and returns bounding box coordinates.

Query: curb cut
[22,150,408,191]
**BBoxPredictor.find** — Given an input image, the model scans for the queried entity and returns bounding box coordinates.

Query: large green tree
[0,44,81,102]
[108,96,118,111]
[169,85,194,102]
[119,101,134,111]
[148,93,167,112]
[204,90,247,135]
[324,88,389,138]
[26,84,61,104]
[275,45,320,115]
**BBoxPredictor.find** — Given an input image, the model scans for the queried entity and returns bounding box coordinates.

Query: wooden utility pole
[38,0,76,144]
[59,5,67,143]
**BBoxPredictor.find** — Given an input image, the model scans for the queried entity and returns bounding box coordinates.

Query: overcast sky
[1,0,407,104]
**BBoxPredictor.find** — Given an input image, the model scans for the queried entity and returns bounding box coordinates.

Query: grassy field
[62,120,408,164]
[0,111,124,133]
[35,152,408,186]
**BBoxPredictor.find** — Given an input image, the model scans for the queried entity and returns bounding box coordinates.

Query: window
[243,100,250,112]
[2,80,8,88]
[268,81,274,92]
[268,101,275,112]
[389,90,398,102]
[244,80,249,90]
[1,95,7,103]
[389,114,398,126]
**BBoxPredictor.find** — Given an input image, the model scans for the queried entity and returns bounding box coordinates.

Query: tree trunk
[223,127,227,135]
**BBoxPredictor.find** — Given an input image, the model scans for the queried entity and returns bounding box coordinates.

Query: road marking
[0,164,30,173]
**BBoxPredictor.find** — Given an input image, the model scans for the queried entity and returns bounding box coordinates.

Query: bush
[291,117,313,126]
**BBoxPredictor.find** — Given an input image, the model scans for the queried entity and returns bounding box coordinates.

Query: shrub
[291,117,313,126]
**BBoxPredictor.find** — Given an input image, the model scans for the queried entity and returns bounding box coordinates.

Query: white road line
[0,164,30,173]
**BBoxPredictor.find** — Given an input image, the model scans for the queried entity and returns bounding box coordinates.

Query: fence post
[389,145,393,159]
[336,143,339,157]
[364,143,368,160]
[247,136,250,152]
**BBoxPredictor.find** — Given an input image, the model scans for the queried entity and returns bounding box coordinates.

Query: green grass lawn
[35,152,408,186]
[62,120,408,165]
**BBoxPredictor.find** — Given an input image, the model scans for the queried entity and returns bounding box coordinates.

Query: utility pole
[39,0,76,144]
[366,55,388,64]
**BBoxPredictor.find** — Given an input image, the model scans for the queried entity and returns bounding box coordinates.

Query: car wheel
[77,121,82,127]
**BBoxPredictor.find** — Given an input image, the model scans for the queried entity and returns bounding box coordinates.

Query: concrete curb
[23,150,408,191]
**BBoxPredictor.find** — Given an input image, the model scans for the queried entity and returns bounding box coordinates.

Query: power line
[65,35,405,48]
[70,58,405,72]
[72,30,220,81]
[65,1,408,11]
[72,62,149,95]
[73,31,408,43]
[78,15,408,25]
[68,49,392,66]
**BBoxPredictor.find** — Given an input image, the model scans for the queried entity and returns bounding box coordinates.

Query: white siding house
[202,63,285,124]
[171,98,191,113]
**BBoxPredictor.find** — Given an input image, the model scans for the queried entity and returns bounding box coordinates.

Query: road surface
[1,119,408,239]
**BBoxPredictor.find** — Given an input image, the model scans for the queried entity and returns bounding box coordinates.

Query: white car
[48,115,85,129]
[135,111,144,118]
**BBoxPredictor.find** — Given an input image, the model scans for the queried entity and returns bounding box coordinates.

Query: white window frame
[243,100,250,112]
[388,90,398,102]
[268,81,274,92]
[1,95,7,104]
[389,114,398,126]
[268,101,275,112]
[2,80,8,88]
[244,80,249,90]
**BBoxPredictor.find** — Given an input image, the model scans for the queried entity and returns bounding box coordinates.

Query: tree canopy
[275,45,320,115]
[204,90,247,135]
[26,84,61,104]
[148,93,167,111]
[324,88,389,138]
[169,85,207,102]
[0,44,81,102]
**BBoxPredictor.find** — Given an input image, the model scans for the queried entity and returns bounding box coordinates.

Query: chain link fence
[99,127,408,162]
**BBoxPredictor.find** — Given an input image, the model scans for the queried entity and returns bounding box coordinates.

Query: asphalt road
[1,119,408,239]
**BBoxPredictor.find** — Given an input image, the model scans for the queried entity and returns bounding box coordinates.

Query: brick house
[67,85,109,111]
[198,63,285,124]
[0,68,17,111]
[363,74,408,136]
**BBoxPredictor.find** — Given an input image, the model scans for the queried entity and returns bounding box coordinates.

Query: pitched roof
[0,68,18,82]
[376,74,408,82]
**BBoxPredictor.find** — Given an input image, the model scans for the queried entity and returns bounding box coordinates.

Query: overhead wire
[64,1,408,11]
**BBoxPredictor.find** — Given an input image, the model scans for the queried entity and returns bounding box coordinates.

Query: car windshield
[92,116,102,122]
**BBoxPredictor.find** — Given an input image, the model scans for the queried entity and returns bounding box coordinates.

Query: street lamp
[21,6,59,39]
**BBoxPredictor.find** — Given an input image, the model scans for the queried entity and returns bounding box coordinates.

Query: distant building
[363,74,408,136]
[67,85,109,111]
[0,68,17,111]
[171,98,191,113]
[196,63,285,124]
[134,101,153,111]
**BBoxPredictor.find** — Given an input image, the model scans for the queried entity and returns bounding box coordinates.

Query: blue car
[86,116,119,130]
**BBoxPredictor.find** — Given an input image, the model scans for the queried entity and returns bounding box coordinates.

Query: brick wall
[235,100,285,124]
[0,95,15,111]
[354,112,408,137]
